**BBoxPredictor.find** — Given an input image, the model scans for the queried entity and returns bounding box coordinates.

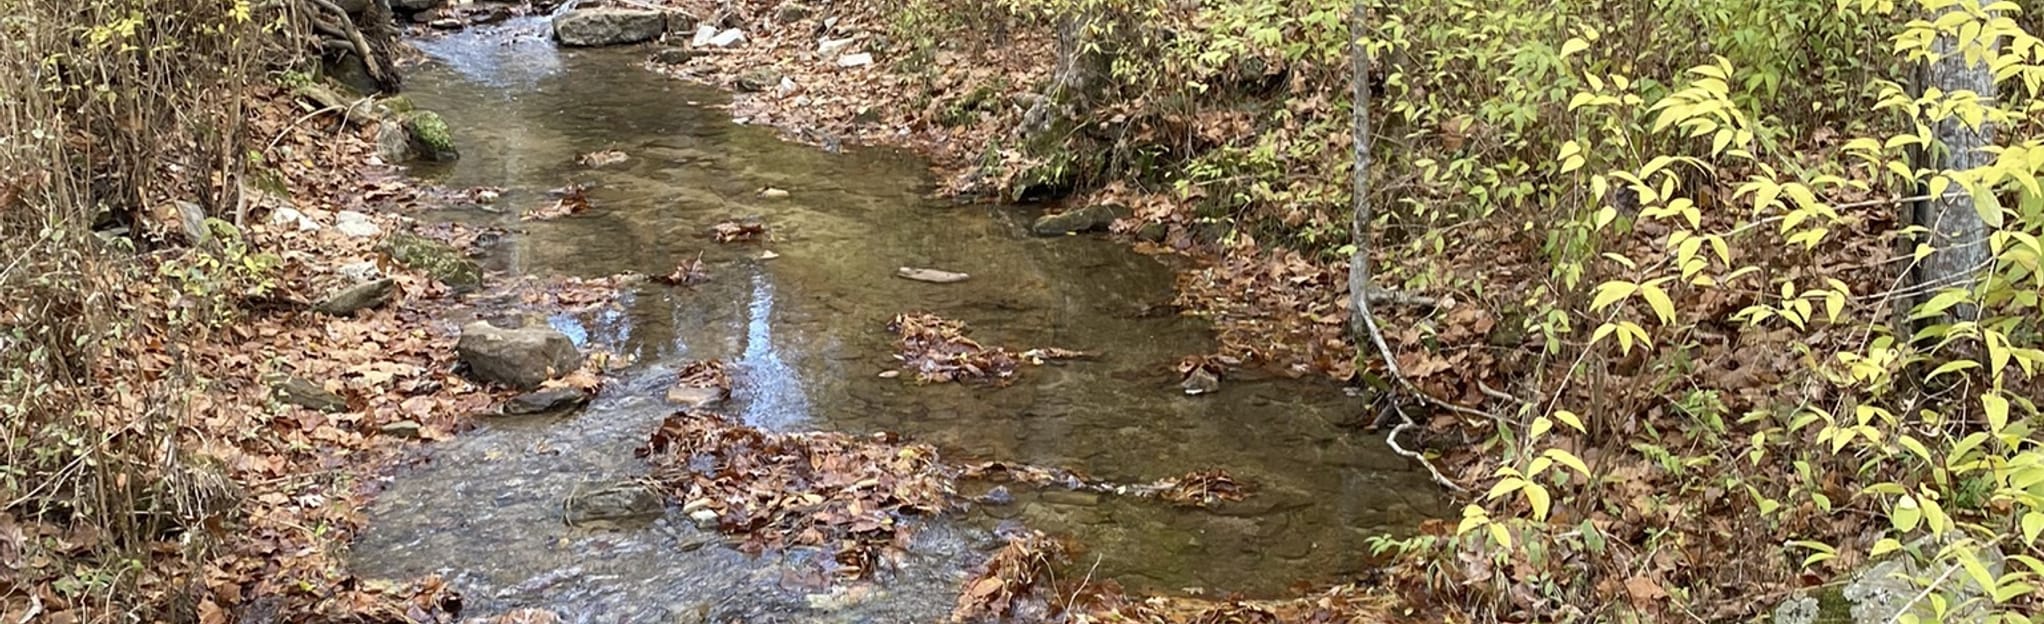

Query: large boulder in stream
[377,111,459,163]
[457,321,584,390]
[553,8,668,47]
[1030,203,1125,236]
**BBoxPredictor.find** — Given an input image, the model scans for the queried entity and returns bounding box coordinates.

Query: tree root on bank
[303,0,403,93]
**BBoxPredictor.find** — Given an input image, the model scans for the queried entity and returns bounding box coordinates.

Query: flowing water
[350,18,1448,622]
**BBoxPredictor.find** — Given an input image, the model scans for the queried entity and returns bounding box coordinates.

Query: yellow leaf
[1544,448,1593,477]
[1984,393,2010,433]
[1524,483,1552,520]
[1554,410,1586,433]
[1560,37,1590,59]
[1591,281,1638,311]
[1640,284,1676,325]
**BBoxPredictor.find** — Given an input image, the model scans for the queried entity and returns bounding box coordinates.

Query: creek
[348,18,1447,622]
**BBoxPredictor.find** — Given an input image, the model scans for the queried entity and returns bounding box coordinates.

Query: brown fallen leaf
[578,149,628,167]
[709,219,767,243]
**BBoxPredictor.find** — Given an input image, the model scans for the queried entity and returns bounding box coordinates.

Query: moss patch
[402,111,458,162]
[379,232,481,292]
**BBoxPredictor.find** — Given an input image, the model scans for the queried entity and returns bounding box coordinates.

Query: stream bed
[349,18,1448,622]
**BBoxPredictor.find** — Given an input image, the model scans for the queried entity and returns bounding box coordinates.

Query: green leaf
[1893,495,1923,532]
[1928,360,1981,379]
[1871,538,1903,557]
[1487,522,1512,549]
[1554,410,1586,433]
[2022,511,2044,546]
[1975,183,2007,229]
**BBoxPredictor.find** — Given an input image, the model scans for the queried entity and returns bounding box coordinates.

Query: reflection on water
[351,18,1447,622]
[737,273,809,430]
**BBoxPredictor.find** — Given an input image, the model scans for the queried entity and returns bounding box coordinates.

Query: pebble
[268,207,320,232]
[335,210,381,238]
[836,52,873,68]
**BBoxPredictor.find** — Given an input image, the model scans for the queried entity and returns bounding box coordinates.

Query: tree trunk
[1346,0,1375,342]
[1912,0,1997,320]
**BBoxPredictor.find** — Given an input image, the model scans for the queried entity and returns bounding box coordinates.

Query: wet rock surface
[506,387,594,415]
[457,321,583,390]
[271,375,348,412]
[552,8,667,47]
[314,278,395,315]
[1030,203,1123,236]
[563,481,663,528]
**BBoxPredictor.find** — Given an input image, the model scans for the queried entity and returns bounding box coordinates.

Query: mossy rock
[402,111,459,162]
[379,232,482,291]
[377,95,417,116]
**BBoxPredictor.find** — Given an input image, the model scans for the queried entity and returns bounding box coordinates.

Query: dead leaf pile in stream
[888,312,1020,384]
[709,218,768,243]
[639,411,956,577]
[482,273,634,314]
[1067,583,1399,624]
[675,358,732,390]
[655,252,713,286]
[578,149,629,167]
[961,463,1250,509]
[950,529,1067,623]
[523,183,591,221]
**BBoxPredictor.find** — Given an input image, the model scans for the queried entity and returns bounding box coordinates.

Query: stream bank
[348,17,1447,621]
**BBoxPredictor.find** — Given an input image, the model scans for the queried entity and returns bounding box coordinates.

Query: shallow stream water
[349,19,1448,622]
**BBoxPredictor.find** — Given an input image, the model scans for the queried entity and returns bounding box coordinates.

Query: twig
[1064,554,1102,614]
[1364,287,1438,308]
[1386,407,1467,493]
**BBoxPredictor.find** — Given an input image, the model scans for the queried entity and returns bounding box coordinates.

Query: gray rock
[338,260,382,282]
[736,68,780,92]
[665,385,726,410]
[174,201,210,247]
[650,47,694,65]
[553,8,667,47]
[389,0,446,12]
[504,387,593,415]
[457,321,583,390]
[1029,203,1124,236]
[817,37,856,55]
[324,53,381,96]
[1135,221,1167,243]
[662,10,699,34]
[313,278,395,316]
[380,420,423,438]
[705,28,745,47]
[1772,539,2006,624]
[269,206,320,232]
[335,210,381,238]
[271,376,348,412]
[564,482,664,528]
